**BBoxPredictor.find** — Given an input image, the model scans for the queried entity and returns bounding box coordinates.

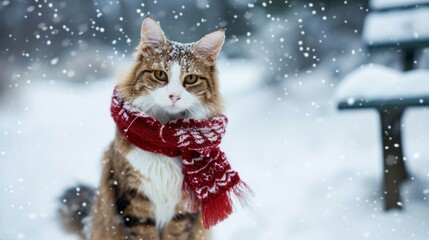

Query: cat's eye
[154,70,168,81]
[184,74,198,85]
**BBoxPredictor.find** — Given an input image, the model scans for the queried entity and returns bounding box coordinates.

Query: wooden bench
[337,0,429,210]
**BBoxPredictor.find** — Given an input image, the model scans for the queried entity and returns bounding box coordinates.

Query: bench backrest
[363,0,429,50]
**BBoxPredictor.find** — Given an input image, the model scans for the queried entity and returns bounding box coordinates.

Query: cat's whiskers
[121,100,158,140]
[120,102,175,140]
[186,104,209,120]
[121,114,144,141]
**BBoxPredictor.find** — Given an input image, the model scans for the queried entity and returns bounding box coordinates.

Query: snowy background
[1,0,429,239]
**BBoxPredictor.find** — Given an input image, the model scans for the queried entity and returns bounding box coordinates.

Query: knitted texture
[110,87,252,229]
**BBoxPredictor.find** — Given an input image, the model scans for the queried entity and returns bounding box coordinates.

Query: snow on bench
[336,64,429,104]
[364,8,429,46]
[364,0,429,49]
[371,0,429,10]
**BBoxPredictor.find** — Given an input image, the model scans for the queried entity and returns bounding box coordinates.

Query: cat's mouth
[149,104,189,122]
[130,96,190,122]
[163,105,186,115]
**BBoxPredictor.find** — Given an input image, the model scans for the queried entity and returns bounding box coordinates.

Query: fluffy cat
[59,17,225,240]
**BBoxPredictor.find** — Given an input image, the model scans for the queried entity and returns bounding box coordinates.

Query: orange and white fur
[59,17,225,240]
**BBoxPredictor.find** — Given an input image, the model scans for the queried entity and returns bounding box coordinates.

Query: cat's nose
[169,94,181,104]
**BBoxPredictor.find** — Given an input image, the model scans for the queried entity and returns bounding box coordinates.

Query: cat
[59,17,225,240]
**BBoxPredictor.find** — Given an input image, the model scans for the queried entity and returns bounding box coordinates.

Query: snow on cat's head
[118,17,225,123]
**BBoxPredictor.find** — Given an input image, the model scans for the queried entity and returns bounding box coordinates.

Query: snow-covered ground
[1,60,429,240]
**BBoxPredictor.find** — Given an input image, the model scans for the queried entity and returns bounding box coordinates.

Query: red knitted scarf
[110,87,252,229]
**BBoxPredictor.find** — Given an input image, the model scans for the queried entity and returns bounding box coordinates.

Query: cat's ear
[140,17,166,48]
[194,30,225,66]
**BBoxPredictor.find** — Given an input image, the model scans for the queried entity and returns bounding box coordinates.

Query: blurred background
[1,0,429,239]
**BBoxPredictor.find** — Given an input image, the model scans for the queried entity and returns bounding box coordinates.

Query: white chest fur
[125,147,183,227]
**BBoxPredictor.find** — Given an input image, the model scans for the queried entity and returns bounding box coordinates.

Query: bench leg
[378,108,409,210]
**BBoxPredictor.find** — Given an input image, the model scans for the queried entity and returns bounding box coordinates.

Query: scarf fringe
[202,181,254,229]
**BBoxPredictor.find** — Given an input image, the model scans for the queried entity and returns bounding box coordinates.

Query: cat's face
[118,18,224,123]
